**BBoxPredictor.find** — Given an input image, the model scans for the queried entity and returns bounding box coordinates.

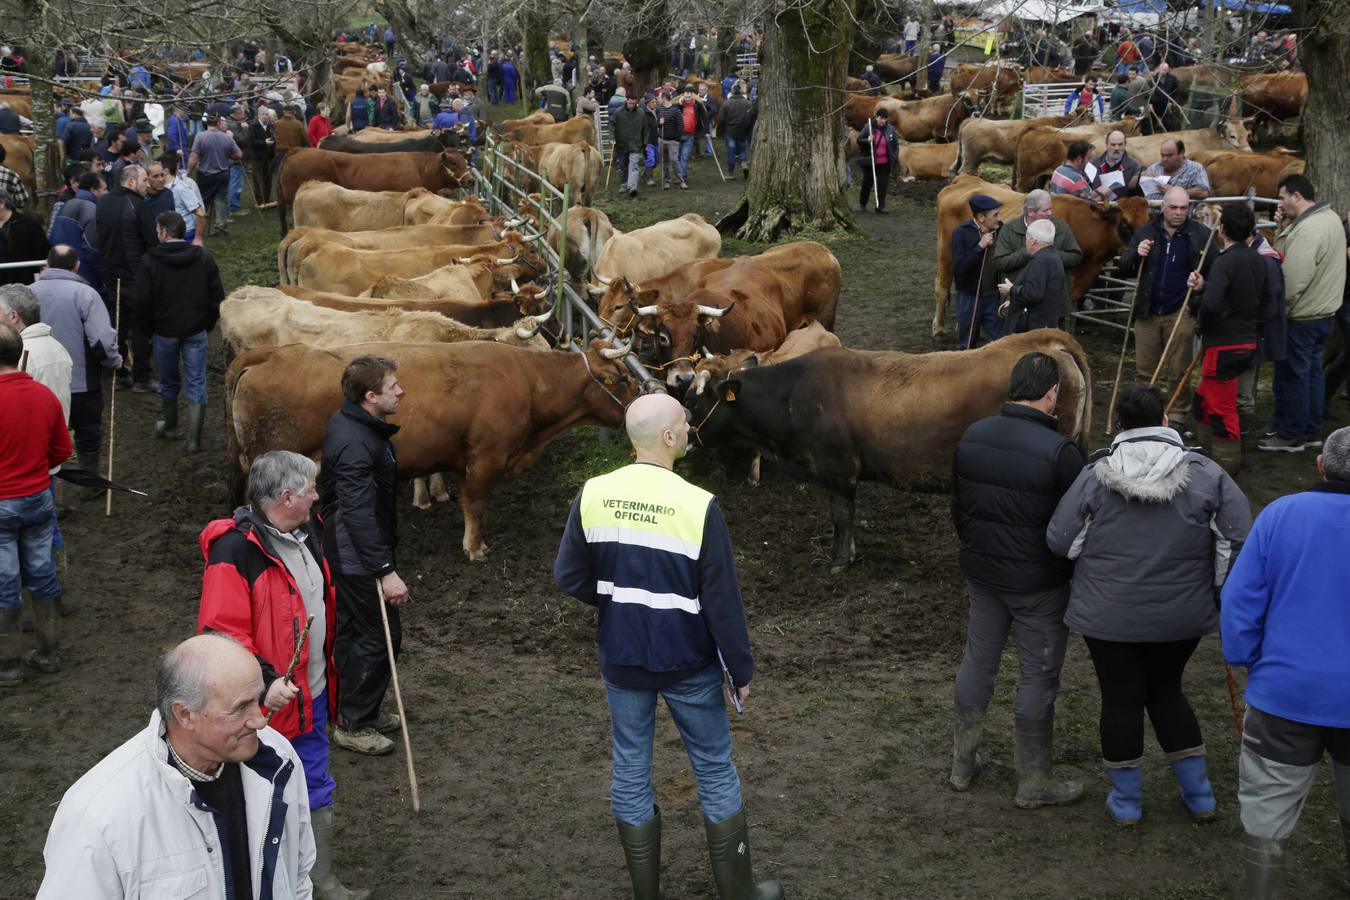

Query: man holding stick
[319,356,410,757]
[951,194,1003,349]
[1185,204,1265,475]
[199,450,369,899]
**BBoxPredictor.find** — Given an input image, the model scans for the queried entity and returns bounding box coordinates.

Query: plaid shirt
[0,164,29,209]
[1141,158,1210,200]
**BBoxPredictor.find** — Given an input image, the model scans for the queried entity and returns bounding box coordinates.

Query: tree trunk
[621,0,668,99]
[373,0,435,66]
[522,6,551,96]
[571,0,589,102]
[1290,0,1350,211]
[719,0,857,242]
[22,0,58,200]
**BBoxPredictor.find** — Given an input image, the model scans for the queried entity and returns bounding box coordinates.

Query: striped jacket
[554,463,755,690]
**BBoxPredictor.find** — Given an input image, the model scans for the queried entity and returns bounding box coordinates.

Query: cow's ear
[742,354,760,369]
[634,289,660,305]
[721,379,741,402]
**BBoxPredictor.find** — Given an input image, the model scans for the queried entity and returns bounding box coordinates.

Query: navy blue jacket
[318,402,399,577]
[951,219,998,296]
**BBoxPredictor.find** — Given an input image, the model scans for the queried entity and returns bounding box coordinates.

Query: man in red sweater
[0,322,72,686]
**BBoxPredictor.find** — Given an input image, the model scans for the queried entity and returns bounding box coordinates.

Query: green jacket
[993,215,1084,316]
[610,105,650,153]
[1275,203,1347,320]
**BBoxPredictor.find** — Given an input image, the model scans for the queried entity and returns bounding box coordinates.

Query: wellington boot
[1242,832,1285,899]
[704,808,783,900]
[1212,438,1242,478]
[616,807,662,900]
[25,594,62,673]
[949,703,986,791]
[1170,755,1217,821]
[310,806,371,900]
[1195,422,1214,456]
[76,450,103,501]
[1013,717,1083,809]
[1104,766,1142,826]
[1339,818,1349,892]
[184,403,207,454]
[154,397,179,440]
[0,608,23,687]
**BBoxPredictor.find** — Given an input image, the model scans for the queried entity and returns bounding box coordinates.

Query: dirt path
[2,139,1344,899]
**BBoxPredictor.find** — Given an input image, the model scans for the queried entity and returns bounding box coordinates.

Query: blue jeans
[228,162,244,212]
[153,331,209,404]
[603,664,743,826]
[292,688,338,809]
[955,292,1003,350]
[678,135,695,183]
[724,137,746,168]
[0,489,61,609]
[1272,316,1332,440]
[49,476,63,552]
[487,79,501,104]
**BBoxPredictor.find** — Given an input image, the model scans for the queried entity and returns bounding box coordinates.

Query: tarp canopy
[1202,0,1292,15]
[980,0,1101,25]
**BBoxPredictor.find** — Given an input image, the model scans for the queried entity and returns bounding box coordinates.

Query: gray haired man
[38,634,315,898]
[992,188,1084,322]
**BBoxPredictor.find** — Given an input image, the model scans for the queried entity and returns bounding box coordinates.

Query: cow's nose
[666,366,694,391]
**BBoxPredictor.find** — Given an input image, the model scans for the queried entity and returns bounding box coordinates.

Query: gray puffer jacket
[1046,426,1253,642]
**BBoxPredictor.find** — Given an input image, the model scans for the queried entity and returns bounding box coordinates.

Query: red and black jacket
[198,507,338,739]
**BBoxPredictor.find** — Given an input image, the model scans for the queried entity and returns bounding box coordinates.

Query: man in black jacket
[372,87,400,130]
[656,93,683,189]
[716,85,755,179]
[95,163,157,391]
[1114,185,1214,402]
[1185,203,1265,475]
[135,212,223,453]
[998,218,1068,333]
[951,193,1003,349]
[318,355,410,756]
[611,93,649,197]
[950,352,1085,808]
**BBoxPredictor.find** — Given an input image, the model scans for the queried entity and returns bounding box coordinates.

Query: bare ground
[2,141,1346,900]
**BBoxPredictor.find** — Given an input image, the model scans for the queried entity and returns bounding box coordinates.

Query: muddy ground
[2,136,1346,900]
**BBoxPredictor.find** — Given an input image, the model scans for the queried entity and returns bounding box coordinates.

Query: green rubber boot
[1013,717,1083,809]
[154,397,178,440]
[950,704,986,791]
[1242,833,1285,899]
[0,608,23,686]
[615,807,661,900]
[25,594,62,673]
[184,403,207,454]
[704,808,783,900]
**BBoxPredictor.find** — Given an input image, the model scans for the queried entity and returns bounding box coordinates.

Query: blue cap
[969,194,1001,213]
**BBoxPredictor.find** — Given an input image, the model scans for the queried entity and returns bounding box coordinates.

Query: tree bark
[22,0,59,199]
[373,0,435,66]
[621,0,668,99]
[522,5,552,96]
[1290,0,1350,211]
[719,0,858,242]
[571,0,589,102]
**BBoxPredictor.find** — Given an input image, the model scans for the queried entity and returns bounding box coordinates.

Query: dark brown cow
[1240,72,1307,133]
[932,175,1149,336]
[1191,149,1304,199]
[873,54,919,84]
[949,62,1023,101]
[682,330,1092,572]
[276,147,472,235]
[892,92,978,142]
[225,339,641,560]
[1025,66,1075,84]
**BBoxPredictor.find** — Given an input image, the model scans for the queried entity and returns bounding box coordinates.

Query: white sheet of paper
[1140,175,1170,196]
[1098,170,1125,190]
[1084,162,1098,182]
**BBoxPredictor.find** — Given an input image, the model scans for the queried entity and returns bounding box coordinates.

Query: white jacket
[38,710,314,900]
[20,322,73,421]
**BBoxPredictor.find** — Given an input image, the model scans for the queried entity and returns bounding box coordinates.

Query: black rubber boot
[704,808,783,900]
[616,807,661,900]
[310,806,371,900]
[1340,818,1349,893]
[154,397,179,440]
[0,608,23,687]
[25,594,62,673]
[76,450,103,501]
[950,704,986,791]
[1013,717,1083,808]
[184,403,207,454]
[1242,832,1285,899]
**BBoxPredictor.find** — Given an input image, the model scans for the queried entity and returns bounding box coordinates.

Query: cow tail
[276,152,290,237]
[1057,340,1093,451]
[223,361,250,507]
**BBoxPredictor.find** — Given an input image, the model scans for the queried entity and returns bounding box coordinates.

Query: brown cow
[290,240,542,296]
[224,339,642,559]
[1240,72,1307,128]
[954,115,1074,175]
[873,54,919,85]
[682,330,1091,572]
[892,92,977,143]
[501,141,602,205]
[1024,66,1075,84]
[279,227,541,285]
[278,283,552,328]
[1125,118,1250,168]
[290,182,487,231]
[949,62,1023,107]
[498,115,597,147]
[1012,118,1139,192]
[1191,149,1304,199]
[548,206,616,279]
[277,148,472,234]
[896,143,961,181]
[349,128,433,144]
[841,93,909,131]
[591,213,722,288]
[692,321,843,395]
[0,134,35,205]
[932,175,1149,336]
[498,110,555,132]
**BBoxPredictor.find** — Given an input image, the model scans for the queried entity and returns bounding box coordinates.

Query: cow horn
[503,217,524,227]
[633,304,659,316]
[516,320,542,339]
[599,337,632,359]
[496,256,518,265]
[457,257,473,263]
[587,284,606,296]
[530,307,554,325]
[701,346,713,358]
[510,277,520,293]
[696,304,730,318]
[595,273,611,285]
[693,369,711,395]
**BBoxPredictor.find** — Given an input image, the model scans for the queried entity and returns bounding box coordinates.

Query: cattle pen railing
[1071,192,1280,334]
[475,134,663,392]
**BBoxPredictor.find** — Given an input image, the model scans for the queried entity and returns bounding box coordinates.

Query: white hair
[1324,427,1350,482]
[1027,219,1056,245]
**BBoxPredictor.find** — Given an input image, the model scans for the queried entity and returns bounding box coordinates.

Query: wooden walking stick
[1164,349,1202,417]
[1224,660,1244,739]
[264,615,314,725]
[964,244,990,351]
[1149,225,1218,387]
[106,280,121,517]
[377,581,421,812]
[867,121,880,210]
[1105,266,1148,435]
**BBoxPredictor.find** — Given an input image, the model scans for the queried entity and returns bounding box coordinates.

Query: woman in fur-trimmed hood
[1046,386,1253,828]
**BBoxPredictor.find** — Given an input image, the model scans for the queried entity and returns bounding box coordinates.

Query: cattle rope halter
[690,395,723,447]
[580,347,629,409]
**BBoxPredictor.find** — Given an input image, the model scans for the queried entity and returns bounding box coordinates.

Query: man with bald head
[554,393,782,900]
[1090,129,1140,201]
[38,633,315,898]
[1141,138,1210,201]
[1115,185,1215,408]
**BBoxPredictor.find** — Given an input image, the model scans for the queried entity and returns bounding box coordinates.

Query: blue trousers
[0,489,61,609]
[49,476,63,552]
[956,292,1003,350]
[678,136,695,183]
[604,664,743,826]
[228,162,244,212]
[291,688,338,809]
[1272,316,1332,440]
[153,331,209,404]
[724,136,747,168]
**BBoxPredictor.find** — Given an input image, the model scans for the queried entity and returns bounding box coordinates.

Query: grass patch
[552,426,633,491]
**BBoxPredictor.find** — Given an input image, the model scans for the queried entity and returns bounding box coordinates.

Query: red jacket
[198,509,338,739]
[306,114,333,147]
[0,371,71,500]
